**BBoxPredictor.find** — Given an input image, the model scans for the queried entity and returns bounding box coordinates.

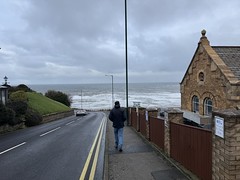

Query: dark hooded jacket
[109,103,126,128]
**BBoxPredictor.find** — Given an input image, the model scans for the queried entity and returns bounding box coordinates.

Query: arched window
[192,96,199,113]
[198,72,205,81]
[204,98,212,115]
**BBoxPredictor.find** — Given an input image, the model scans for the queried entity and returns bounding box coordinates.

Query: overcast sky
[0,0,240,85]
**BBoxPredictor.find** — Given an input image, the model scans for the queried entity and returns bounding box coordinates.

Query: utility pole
[105,74,114,107]
[81,90,83,109]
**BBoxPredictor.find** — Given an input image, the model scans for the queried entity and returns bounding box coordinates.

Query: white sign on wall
[215,116,224,139]
[145,110,148,121]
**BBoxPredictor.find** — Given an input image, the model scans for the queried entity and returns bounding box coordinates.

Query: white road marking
[40,127,61,137]
[66,121,75,125]
[0,142,26,155]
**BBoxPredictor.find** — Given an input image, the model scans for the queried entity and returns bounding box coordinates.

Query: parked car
[76,109,88,116]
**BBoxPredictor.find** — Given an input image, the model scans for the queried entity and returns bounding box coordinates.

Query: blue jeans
[114,128,123,149]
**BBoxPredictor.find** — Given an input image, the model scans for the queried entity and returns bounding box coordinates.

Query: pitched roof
[0,86,8,89]
[212,46,240,80]
[180,30,240,85]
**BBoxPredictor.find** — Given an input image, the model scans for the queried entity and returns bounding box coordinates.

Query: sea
[28,82,181,110]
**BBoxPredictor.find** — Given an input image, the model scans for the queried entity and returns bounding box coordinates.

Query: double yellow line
[79,116,106,180]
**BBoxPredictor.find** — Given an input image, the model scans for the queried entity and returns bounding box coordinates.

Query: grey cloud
[24,0,123,39]
[1,0,240,84]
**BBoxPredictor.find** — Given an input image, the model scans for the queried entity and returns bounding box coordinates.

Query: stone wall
[42,110,74,123]
[212,109,240,180]
[0,110,74,134]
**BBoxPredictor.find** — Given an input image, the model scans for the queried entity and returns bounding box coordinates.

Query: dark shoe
[118,144,122,152]
[115,145,118,149]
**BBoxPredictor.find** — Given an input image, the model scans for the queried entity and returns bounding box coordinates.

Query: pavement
[105,120,191,180]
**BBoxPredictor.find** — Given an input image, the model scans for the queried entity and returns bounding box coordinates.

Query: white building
[0,86,8,105]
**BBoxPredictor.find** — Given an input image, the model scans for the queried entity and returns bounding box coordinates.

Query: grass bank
[27,92,71,115]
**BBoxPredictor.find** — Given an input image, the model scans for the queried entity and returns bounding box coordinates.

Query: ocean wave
[30,83,181,110]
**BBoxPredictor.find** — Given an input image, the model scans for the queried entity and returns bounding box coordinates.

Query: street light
[4,76,8,85]
[105,74,114,107]
[124,0,129,125]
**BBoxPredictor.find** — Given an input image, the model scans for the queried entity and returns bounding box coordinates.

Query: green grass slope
[27,92,71,115]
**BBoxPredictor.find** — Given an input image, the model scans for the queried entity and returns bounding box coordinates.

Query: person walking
[108,101,126,152]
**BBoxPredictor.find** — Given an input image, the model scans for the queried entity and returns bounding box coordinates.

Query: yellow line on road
[79,117,105,180]
[89,117,106,179]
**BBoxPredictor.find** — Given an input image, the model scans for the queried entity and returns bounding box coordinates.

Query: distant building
[180,30,240,125]
[0,85,8,105]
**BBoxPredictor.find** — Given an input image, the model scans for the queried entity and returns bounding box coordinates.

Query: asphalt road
[0,112,107,180]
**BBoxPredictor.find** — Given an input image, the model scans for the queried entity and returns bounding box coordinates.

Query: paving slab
[106,120,189,180]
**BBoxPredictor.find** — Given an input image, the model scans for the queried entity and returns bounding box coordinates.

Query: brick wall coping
[212,109,240,118]
[165,108,183,114]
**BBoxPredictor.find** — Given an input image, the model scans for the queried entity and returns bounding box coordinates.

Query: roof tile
[212,46,240,80]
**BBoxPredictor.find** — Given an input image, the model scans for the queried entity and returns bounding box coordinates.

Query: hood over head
[114,101,120,108]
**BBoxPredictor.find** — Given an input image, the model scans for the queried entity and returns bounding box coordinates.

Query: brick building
[180,30,240,125]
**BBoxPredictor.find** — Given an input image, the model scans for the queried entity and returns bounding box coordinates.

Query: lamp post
[124,0,129,125]
[4,76,8,85]
[105,74,114,107]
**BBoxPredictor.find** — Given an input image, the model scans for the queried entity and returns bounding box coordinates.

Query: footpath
[105,120,190,180]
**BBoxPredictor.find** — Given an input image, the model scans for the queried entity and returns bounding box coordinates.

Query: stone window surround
[204,97,213,115]
[197,70,205,84]
[192,95,199,113]
[190,91,216,116]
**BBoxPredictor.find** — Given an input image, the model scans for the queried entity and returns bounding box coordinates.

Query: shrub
[8,113,22,126]
[9,91,28,102]
[25,109,43,127]
[8,84,33,94]
[0,103,16,126]
[8,84,34,94]
[17,84,33,92]
[45,90,72,107]
[7,91,28,124]
[7,100,28,116]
